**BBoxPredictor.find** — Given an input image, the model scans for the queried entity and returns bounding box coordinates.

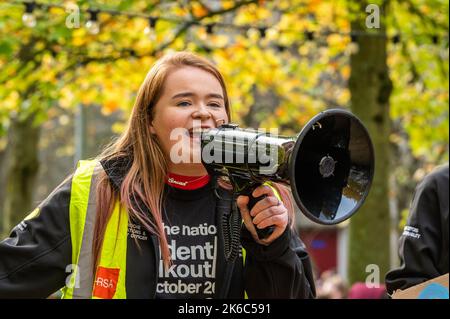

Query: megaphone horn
[200,109,374,238]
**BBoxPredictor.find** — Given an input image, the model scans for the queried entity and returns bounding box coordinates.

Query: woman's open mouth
[187,127,211,140]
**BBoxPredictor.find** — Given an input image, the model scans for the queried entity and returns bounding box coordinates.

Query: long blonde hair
[93,51,294,271]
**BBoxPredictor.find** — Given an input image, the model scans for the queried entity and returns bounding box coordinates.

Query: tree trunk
[348,1,393,284]
[2,114,40,235]
[0,148,5,234]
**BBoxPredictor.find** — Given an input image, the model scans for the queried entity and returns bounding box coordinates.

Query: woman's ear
[149,124,156,135]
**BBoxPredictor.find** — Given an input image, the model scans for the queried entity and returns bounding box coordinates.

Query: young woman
[0,52,315,299]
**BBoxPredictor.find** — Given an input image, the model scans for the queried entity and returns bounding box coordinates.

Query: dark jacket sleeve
[241,226,316,299]
[0,176,73,298]
[385,165,449,295]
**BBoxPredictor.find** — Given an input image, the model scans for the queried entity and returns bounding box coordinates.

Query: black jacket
[385,164,449,295]
[0,157,316,299]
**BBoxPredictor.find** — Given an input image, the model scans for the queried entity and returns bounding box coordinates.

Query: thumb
[236,195,249,212]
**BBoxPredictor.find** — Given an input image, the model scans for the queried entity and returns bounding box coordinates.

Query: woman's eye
[208,102,222,108]
[177,101,191,107]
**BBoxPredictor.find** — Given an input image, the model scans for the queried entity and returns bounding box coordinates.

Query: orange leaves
[307,0,322,11]
[102,99,119,115]
[221,1,235,10]
[275,107,286,118]
[192,3,209,18]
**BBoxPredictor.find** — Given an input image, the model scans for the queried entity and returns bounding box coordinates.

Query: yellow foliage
[173,7,188,17]
[4,91,19,110]
[59,87,74,109]
[337,89,350,105]
[341,65,350,80]
[326,34,347,49]
[0,0,446,168]
[72,29,87,46]
[314,2,335,25]
[221,1,234,10]
[307,0,322,11]
[102,99,119,115]
[112,121,127,134]
[80,88,98,105]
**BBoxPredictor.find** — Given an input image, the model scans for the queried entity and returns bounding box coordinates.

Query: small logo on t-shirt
[402,225,421,239]
[93,267,120,299]
[128,223,148,241]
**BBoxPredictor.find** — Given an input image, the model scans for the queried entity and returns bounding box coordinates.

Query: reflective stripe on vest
[61,160,128,299]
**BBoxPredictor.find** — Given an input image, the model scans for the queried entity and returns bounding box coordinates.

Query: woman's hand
[236,184,288,246]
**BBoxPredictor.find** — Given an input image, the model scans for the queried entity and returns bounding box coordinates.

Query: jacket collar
[99,155,132,191]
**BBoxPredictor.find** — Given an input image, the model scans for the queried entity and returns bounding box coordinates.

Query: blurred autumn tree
[348,0,393,283]
[347,0,448,283]
[0,0,448,283]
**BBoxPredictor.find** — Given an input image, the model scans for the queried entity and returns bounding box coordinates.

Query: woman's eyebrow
[206,93,224,100]
[172,92,195,99]
[171,92,224,100]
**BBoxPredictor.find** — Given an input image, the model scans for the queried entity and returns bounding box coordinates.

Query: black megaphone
[200,109,374,241]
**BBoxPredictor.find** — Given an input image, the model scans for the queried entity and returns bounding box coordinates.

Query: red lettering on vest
[92,267,120,299]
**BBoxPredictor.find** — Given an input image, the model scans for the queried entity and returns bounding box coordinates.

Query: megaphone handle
[246,191,275,240]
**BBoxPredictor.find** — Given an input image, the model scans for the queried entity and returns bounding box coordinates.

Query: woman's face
[150,66,229,175]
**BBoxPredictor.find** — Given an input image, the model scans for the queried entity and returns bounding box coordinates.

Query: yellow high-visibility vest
[61,160,128,299]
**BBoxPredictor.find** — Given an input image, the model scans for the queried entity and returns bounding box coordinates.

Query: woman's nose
[192,104,211,120]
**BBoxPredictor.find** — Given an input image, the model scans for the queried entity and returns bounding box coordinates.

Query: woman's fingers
[249,195,280,217]
[252,204,286,225]
[236,195,260,242]
[252,184,274,198]
[237,192,289,245]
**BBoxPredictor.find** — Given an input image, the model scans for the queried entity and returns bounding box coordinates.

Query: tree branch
[391,3,448,84]
[296,88,346,109]
[152,0,259,54]
[399,0,449,31]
